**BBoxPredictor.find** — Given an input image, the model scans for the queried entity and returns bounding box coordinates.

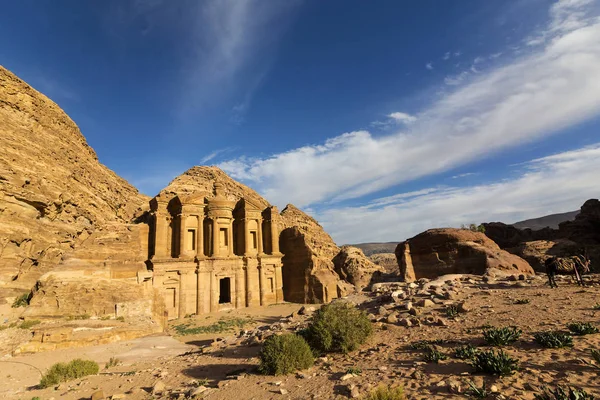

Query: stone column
[257,218,264,255]
[275,265,283,303]
[196,269,202,315]
[228,220,234,257]
[212,218,219,257]
[179,213,186,258]
[243,218,250,255]
[178,271,185,319]
[271,216,280,254]
[197,217,204,258]
[210,270,218,312]
[154,212,168,258]
[258,265,266,306]
[235,267,244,308]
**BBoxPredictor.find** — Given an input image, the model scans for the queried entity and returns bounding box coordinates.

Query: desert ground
[1,273,599,400]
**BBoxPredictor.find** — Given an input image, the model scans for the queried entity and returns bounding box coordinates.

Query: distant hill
[349,242,399,256]
[511,210,579,230]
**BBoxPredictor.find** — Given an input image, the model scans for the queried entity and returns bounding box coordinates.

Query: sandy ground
[3,275,600,400]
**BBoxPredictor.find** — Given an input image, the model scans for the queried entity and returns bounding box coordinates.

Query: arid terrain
[1,273,598,399]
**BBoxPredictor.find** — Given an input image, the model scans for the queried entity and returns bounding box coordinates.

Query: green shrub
[423,346,447,363]
[363,385,405,400]
[567,322,599,336]
[304,302,372,354]
[454,344,479,360]
[534,386,595,400]
[39,359,99,388]
[466,381,489,398]
[593,303,600,311]
[483,326,522,346]
[445,305,459,319]
[19,320,41,329]
[258,334,314,375]
[12,293,29,308]
[116,316,125,322]
[514,299,530,305]
[534,331,573,348]
[471,349,518,376]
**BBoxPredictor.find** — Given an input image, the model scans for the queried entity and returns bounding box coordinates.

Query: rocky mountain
[350,242,399,256]
[0,66,148,293]
[512,210,579,230]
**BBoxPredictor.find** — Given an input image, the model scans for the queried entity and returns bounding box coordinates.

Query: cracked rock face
[0,66,148,291]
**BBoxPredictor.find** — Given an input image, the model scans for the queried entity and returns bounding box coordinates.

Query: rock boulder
[333,246,384,290]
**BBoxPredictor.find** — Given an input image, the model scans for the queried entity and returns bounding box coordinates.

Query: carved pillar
[178,271,185,319]
[258,265,266,306]
[228,219,234,257]
[212,218,219,257]
[178,213,186,258]
[210,269,218,312]
[243,218,250,255]
[196,269,202,315]
[197,217,204,258]
[257,217,264,255]
[235,266,244,308]
[154,211,168,258]
[275,265,283,303]
[270,209,280,254]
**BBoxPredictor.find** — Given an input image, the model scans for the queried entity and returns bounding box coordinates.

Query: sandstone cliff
[0,66,148,292]
[395,228,534,281]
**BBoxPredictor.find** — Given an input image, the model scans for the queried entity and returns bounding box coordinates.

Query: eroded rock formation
[333,246,384,290]
[279,204,354,303]
[0,66,148,291]
[395,228,534,281]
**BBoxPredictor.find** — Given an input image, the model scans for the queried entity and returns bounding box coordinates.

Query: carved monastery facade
[144,183,284,319]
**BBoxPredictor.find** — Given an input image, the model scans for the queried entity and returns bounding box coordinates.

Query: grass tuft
[514,299,530,305]
[12,293,29,308]
[454,344,480,360]
[173,317,251,336]
[567,322,599,336]
[19,320,41,329]
[363,385,405,400]
[534,331,574,348]
[534,385,595,400]
[470,349,518,376]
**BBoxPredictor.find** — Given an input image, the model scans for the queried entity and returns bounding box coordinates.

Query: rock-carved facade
[147,183,283,319]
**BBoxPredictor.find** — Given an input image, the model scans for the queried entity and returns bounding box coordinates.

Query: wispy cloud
[451,172,477,179]
[220,0,600,212]
[388,112,417,124]
[318,144,600,244]
[426,62,434,70]
[200,148,236,164]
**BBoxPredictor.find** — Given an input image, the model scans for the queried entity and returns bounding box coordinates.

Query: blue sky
[2,0,600,243]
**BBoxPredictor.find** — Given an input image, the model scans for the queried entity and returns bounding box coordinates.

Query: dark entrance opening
[219,277,231,304]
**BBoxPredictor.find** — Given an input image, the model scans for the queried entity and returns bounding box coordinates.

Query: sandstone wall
[333,246,384,290]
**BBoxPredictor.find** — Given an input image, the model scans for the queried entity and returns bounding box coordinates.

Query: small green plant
[483,326,522,346]
[303,302,372,354]
[31,397,41,400]
[454,344,479,360]
[593,303,600,311]
[534,331,573,348]
[423,346,447,363]
[39,359,100,388]
[534,386,595,400]
[173,317,251,336]
[471,349,518,376]
[445,305,459,319]
[567,322,599,336]
[67,314,91,321]
[116,316,125,322]
[345,366,362,375]
[12,293,29,308]
[19,320,41,329]
[104,357,121,369]
[466,380,489,398]
[363,385,405,400]
[514,299,530,305]
[258,334,314,375]
[194,378,209,386]
[100,315,111,321]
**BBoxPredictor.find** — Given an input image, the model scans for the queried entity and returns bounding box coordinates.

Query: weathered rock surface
[333,246,383,290]
[279,205,353,303]
[395,228,534,281]
[369,253,399,276]
[506,239,580,272]
[0,66,148,291]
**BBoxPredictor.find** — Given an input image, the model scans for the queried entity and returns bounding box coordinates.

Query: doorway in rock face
[165,287,178,319]
[219,277,231,304]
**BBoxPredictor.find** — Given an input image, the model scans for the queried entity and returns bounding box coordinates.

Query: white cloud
[319,145,600,244]
[451,172,477,179]
[426,62,434,70]
[200,148,235,164]
[220,0,600,213]
[443,52,451,60]
[388,112,417,124]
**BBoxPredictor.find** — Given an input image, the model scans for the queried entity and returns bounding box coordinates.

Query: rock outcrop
[279,204,353,303]
[395,228,534,281]
[332,246,384,290]
[0,66,148,291]
[369,253,399,276]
